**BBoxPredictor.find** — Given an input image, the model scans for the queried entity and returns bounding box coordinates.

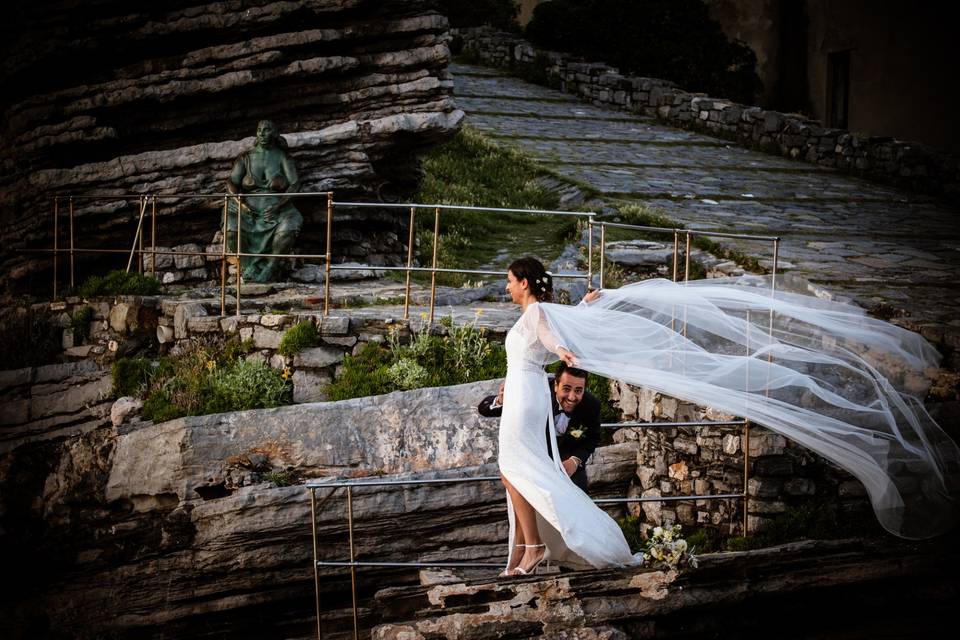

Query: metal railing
[306,417,751,640]
[35,193,599,321]
[33,193,787,331]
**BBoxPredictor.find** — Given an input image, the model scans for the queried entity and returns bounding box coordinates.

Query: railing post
[743,420,751,537]
[403,205,415,320]
[347,486,359,640]
[150,196,157,279]
[587,218,594,288]
[69,196,75,288]
[684,231,691,282]
[235,195,242,317]
[126,196,147,274]
[53,197,59,299]
[599,223,606,288]
[428,206,439,325]
[310,487,323,640]
[672,230,679,283]
[324,192,333,316]
[220,196,227,316]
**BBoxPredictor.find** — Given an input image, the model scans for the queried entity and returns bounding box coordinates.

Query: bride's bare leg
[501,474,526,573]
[501,474,545,573]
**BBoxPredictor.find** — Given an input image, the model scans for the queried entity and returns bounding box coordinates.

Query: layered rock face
[0,379,641,637]
[0,0,463,293]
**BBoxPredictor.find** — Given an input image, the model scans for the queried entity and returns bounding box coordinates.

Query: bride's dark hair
[509,256,553,302]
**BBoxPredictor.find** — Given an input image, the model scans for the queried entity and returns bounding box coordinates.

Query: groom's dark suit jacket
[478,381,602,493]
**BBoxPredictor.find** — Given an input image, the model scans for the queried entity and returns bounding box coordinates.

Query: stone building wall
[456,26,960,202]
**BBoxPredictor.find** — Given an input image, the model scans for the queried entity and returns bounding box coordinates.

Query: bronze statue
[225,120,302,283]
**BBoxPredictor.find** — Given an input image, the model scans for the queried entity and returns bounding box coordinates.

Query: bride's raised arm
[520,302,577,366]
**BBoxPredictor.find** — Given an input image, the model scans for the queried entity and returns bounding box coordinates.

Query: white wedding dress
[499,301,641,570]
[523,276,959,542]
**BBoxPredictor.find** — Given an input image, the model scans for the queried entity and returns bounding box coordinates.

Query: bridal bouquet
[644,524,698,570]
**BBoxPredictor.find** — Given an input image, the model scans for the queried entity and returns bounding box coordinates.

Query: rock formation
[0,377,641,637]
[0,0,463,294]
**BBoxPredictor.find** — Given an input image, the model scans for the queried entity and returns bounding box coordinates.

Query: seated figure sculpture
[225,120,303,283]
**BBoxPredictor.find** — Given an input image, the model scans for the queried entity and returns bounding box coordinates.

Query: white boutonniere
[568,428,584,439]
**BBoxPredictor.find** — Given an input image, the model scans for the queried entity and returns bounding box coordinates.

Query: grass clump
[412,126,572,284]
[278,321,318,356]
[263,470,300,487]
[113,337,290,422]
[76,270,162,298]
[326,314,507,401]
[70,305,94,343]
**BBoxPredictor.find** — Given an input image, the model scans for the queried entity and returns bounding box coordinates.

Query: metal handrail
[308,417,752,639]
[39,193,599,320]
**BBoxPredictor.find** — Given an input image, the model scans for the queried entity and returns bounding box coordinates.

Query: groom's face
[555,371,586,413]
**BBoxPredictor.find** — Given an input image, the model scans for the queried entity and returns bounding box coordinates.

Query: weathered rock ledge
[369,538,958,639]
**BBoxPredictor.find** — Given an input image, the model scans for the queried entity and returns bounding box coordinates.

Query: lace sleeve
[520,303,566,355]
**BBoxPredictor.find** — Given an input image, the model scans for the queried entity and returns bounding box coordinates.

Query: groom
[478,363,602,492]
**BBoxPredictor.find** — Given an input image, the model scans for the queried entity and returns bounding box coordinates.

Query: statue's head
[255,120,279,148]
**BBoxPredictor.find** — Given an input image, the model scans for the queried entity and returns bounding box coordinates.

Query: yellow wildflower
[281,367,292,381]
[206,360,216,371]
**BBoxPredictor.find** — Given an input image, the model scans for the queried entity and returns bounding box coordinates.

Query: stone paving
[452,63,960,343]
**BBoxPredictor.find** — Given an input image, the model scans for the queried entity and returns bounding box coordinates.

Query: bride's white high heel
[511,543,549,576]
[498,544,528,577]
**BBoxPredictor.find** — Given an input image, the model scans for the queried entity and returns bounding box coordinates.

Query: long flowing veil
[539,275,960,539]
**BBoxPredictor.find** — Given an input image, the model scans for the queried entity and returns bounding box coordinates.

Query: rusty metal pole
[743,420,751,537]
[324,192,333,316]
[587,219,594,288]
[235,195,242,317]
[684,231,691,283]
[347,487,359,640]
[310,488,323,640]
[672,231,679,283]
[150,195,157,278]
[53,197,59,299]
[598,224,606,288]
[138,205,145,274]
[126,196,147,273]
[220,196,227,316]
[403,206,415,320]
[428,206,439,325]
[69,197,75,288]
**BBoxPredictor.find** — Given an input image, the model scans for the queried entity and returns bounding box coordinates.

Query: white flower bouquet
[644,524,698,570]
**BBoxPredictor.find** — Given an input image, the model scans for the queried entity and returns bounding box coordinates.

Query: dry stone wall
[456,27,960,202]
[611,381,871,538]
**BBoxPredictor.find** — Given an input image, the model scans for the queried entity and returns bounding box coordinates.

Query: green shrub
[70,305,94,344]
[327,318,508,401]
[76,270,162,298]
[112,357,155,397]
[278,321,318,356]
[617,515,645,554]
[203,359,292,414]
[124,337,293,422]
[326,343,395,401]
[263,470,300,487]
[725,500,879,551]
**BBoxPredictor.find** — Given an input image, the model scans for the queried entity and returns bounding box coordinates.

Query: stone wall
[611,381,870,538]
[456,27,960,202]
[1,1,463,293]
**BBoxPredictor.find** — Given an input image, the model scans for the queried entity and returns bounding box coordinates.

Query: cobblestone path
[453,63,960,344]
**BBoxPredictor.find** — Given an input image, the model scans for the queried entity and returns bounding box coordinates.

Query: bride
[498,257,959,575]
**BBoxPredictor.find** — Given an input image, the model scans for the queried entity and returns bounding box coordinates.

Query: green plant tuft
[112,357,155,397]
[278,321,318,356]
[263,470,300,487]
[76,270,162,298]
[70,305,94,343]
